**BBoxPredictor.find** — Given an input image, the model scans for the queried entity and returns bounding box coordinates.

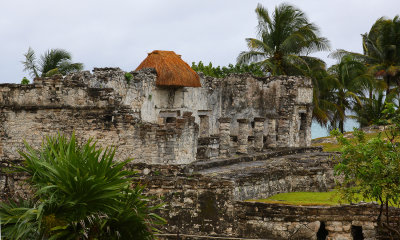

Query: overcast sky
[1,0,399,83]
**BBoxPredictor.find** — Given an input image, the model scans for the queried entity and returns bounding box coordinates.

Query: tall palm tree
[333,16,400,96]
[364,16,400,96]
[328,55,371,132]
[237,3,330,76]
[308,63,337,127]
[22,47,83,79]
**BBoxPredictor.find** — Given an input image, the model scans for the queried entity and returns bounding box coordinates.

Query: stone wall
[0,68,313,170]
[133,154,395,240]
[157,201,398,240]
[0,74,198,166]
[69,68,313,148]
[233,201,398,240]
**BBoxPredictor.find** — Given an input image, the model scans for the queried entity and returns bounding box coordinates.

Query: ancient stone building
[1,51,388,239]
[0,50,313,166]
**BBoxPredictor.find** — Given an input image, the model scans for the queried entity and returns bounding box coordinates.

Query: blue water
[311,118,359,139]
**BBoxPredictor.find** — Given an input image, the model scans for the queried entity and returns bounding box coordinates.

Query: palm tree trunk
[386,76,391,97]
[339,120,344,133]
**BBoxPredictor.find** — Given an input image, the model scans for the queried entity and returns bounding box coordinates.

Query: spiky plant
[0,133,165,239]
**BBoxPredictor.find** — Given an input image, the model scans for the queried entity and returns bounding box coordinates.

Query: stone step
[189,147,322,172]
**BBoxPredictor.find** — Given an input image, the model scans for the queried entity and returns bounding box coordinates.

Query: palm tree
[308,63,337,127]
[353,91,386,127]
[0,133,165,239]
[22,47,83,79]
[364,16,400,96]
[328,55,371,132]
[333,16,400,96]
[237,3,330,76]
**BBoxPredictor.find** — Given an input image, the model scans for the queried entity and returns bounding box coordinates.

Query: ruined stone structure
[135,150,396,240]
[0,52,388,239]
[0,65,313,166]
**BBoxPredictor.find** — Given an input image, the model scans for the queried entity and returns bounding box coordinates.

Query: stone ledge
[190,147,323,172]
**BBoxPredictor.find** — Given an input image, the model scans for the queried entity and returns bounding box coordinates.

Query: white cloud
[1,0,399,83]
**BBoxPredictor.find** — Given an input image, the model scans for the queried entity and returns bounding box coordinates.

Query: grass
[248,191,400,207]
[247,191,343,206]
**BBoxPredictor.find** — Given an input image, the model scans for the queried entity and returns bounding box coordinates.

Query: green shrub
[0,133,165,239]
[125,72,133,84]
[191,61,266,78]
[21,77,30,84]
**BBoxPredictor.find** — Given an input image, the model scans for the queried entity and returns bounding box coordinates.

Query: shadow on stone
[317,221,328,240]
[351,225,364,240]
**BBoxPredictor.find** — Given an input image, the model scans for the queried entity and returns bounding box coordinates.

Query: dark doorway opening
[317,221,328,240]
[166,117,176,123]
[299,112,307,130]
[351,225,364,240]
[104,114,113,122]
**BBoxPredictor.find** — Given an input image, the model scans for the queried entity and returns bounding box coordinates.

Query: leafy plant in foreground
[0,133,165,239]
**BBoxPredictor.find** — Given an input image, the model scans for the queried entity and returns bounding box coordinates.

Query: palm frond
[238,3,329,76]
[5,133,164,239]
[237,50,268,65]
[21,47,39,79]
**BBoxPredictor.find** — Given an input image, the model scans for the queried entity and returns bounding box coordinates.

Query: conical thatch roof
[136,50,201,87]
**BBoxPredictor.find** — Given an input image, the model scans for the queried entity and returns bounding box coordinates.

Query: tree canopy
[332,103,400,237]
[237,3,330,76]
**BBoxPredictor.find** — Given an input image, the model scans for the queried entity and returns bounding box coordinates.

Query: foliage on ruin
[124,72,133,84]
[21,77,30,84]
[22,47,83,79]
[191,61,265,78]
[0,133,165,240]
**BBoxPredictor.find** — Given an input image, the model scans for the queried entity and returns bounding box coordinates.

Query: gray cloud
[1,0,399,83]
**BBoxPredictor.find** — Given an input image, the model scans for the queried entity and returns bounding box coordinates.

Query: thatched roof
[136,50,201,87]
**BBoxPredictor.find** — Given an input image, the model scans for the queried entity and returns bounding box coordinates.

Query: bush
[21,77,30,84]
[125,72,133,84]
[191,61,266,78]
[332,103,400,237]
[0,133,165,239]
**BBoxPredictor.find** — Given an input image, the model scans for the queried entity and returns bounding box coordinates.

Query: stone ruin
[0,65,313,166]
[0,52,395,239]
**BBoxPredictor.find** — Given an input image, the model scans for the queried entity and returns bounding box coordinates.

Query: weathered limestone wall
[234,202,395,240]
[230,152,335,201]
[74,68,313,148]
[0,68,313,173]
[132,157,391,240]
[158,202,393,240]
[0,75,198,167]
[198,74,313,147]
